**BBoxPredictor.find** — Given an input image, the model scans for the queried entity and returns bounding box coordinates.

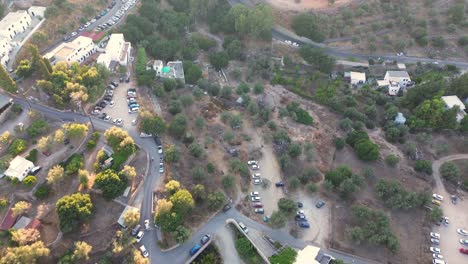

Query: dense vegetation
[56,193,93,233]
[375,179,429,210]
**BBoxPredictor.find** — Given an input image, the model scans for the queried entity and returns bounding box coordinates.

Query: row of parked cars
[127,88,139,113]
[429,228,468,263]
[248,161,262,185]
[96,0,136,32]
[63,1,117,41]
[131,219,152,258]
[189,234,211,256]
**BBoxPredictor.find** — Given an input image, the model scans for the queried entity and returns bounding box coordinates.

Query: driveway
[431,155,468,264]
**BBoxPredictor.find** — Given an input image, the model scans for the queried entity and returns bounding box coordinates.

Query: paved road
[226,0,468,69]
[431,155,468,264]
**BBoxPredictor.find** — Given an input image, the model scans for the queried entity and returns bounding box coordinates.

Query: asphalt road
[226,0,468,69]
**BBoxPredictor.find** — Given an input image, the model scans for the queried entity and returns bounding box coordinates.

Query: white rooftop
[3,156,34,181]
[386,71,410,78]
[442,95,466,110]
[0,11,29,29]
[350,71,366,81]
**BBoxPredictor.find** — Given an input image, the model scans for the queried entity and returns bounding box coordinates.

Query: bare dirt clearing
[262,0,354,11]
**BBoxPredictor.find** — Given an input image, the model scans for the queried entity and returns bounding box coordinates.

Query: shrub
[23,176,37,187]
[26,149,38,163]
[334,137,345,150]
[306,182,318,193]
[86,140,96,149]
[0,198,7,208]
[439,162,460,183]
[34,184,51,199]
[414,160,433,174]
[8,139,27,155]
[354,139,379,161]
[385,154,400,167]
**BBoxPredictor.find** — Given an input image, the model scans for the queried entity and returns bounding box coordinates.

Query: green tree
[414,160,433,175]
[288,143,302,158]
[139,112,166,135]
[207,191,225,210]
[0,241,49,263]
[164,145,181,163]
[429,207,443,222]
[355,139,379,161]
[56,193,93,233]
[173,226,190,243]
[135,47,153,86]
[298,45,335,74]
[0,64,17,93]
[23,175,37,187]
[277,198,296,214]
[73,241,92,261]
[15,60,33,78]
[222,174,236,189]
[385,154,400,167]
[269,211,287,228]
[183,61,202,84]
[192,184,206,201]
[291,13,325,42]
[27,119,49,138]
[94,169,128,199]
[188,143,203,158]
[439,162,460,183]
[170,189,195,217]
[209,51,229,70]
[169,114,187,138]
[8,139,27,155]
[269,247,297,264]
[163,78,177,92]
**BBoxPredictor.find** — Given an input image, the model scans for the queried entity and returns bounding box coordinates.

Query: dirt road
[431,154,468,264]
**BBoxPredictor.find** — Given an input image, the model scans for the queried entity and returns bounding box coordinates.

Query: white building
[27,6,46,18]
[0,10,32,40]
[153,60,185,82]
[3,156,34,182]
[441,95,467,123]
[0,37,12,66]
[345,71,366,85]
[97,33,131,70]
[45,36,95,64]
[388,81,401,96]
[384,71,411,87]
[294,245,334,264]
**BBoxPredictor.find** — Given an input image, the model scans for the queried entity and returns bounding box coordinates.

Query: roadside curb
[160,243,180,252]
[328,248,382,264]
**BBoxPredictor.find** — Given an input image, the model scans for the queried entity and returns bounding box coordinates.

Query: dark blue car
[298,221,310,228]
[189,244,201,256]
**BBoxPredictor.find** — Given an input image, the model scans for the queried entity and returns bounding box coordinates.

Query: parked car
[316,201,325,208]
[252,202,263,208]
[111,81,118,87]
[460,248,468,254]
[238,222,248,233]
[251,196,261,202]
[253,178,262,185]
[64,138,70,145]
[42,151,51,156]
[430,232,440,239]
[70,32,78,37]
[432,254,443,259]
[443,217,449,226]
[139,245,149,258]
[430,247,441,254]
[157,146,163,154]
[189,244,201,256]
[297,202,303,208]
[222,204,231,212]
[275,181,285,187]
[29,166,42,175]
[252,173,261,179]
[247,160,258,165]
[432,194,444,201]
[109,101,115,108]
[200,234,211,245]
[460,239,468,245]
[432,200,441,206]
[432,259,445,264]
[144,219,150,230]
[458,229,468,236]
[255,208,264,214]
[295,214,306,221]
[159,163,164,173]
[296,210,305,215]
[135,231,144,243]
[451,195,458,204]
[131,224,141,236]
[250,191,259,197]
[431,238,440,245]
[298,221,310,228]
[251,164,260,170]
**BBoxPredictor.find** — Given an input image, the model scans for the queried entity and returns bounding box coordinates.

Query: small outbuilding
[3,156,34,181]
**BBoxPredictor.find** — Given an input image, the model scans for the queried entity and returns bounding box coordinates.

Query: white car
[251,164,260,170]
[238,222,249,234]
[70,31,78,37]
[139,245,149,258]
[158,146,163,154]
[429,247,440,254]
[144,219,150,230]
[251,196,261,202]
[84,22,91,28]
[297,210,305,215]
[109,101,115,108]
[432,194,443,201]
[443,217,449,226]
[292,42,299,47]
[247,160,258,165]
[432,254,443,259]
[457,229,468,236]
[159,163,164,173]
[432,259,445,264]
[252,173,261,179]
[253,178,262,185]
[250,191,259,197]
[460,239,468,245]
[430,238,440,245]
[284,40,292,45]
[136,231,144,243]
[430,232,440,239]
[90,18,97,23]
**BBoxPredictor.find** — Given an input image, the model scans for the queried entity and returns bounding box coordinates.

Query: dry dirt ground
[330,145,431,264]
[261,0,353,11]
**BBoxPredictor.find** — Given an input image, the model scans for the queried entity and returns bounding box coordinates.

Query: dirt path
[214,226,244,264]
[431,154,468,264]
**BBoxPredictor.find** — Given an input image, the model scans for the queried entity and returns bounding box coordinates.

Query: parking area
[91,72,139,129]
[430,194,468,263]
[248,143,285,216]
[291,191,330,245]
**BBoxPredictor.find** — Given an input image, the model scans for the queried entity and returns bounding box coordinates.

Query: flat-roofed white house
[45,36,95,64]
[345,71,366,86]
[0,10,32,40]
[384,71,411,87]
[2,156,34,182]
[27,6,46,18]
[441,95,467,123]
[388,81,401,96]
[97,33,131,70]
